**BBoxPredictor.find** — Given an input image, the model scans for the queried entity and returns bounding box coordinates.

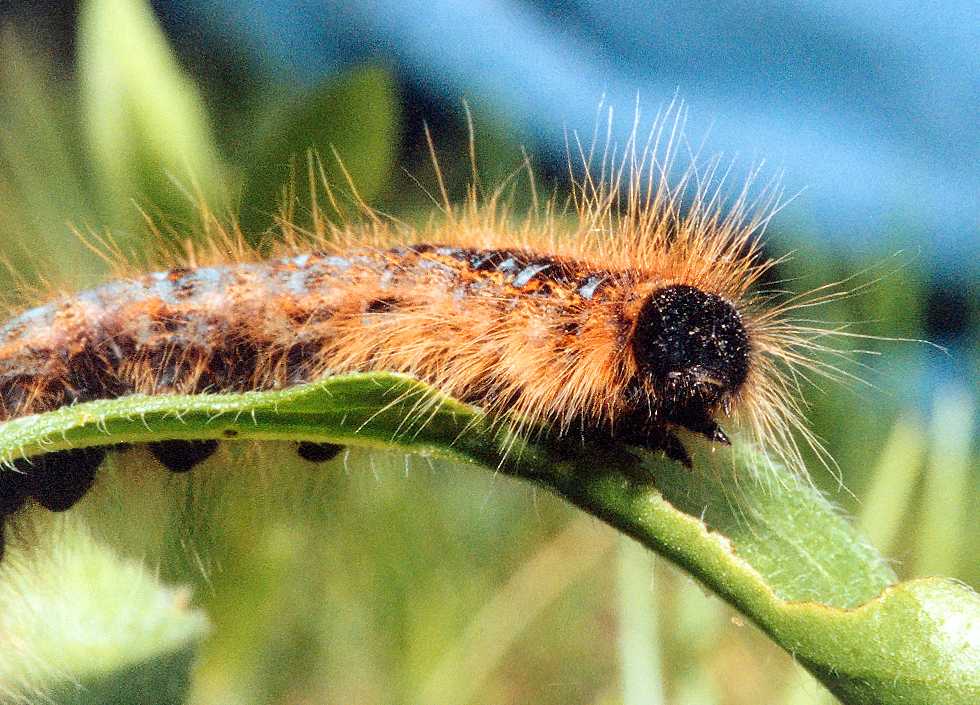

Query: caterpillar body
[0,139,829,557]
[0,244,745,443]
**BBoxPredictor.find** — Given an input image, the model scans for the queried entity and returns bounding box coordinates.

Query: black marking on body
[365,297,401,314]
[284,340,326,384]
[194,338,262,393]
[408,245,614,299]
[63,342,128,406]
[171,269,198,299]
[148,440,219,473]
[296,442,343,463]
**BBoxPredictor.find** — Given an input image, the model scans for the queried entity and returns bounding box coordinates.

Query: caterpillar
[0,122,835,557]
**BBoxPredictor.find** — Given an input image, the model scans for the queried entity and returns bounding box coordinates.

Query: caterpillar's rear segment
[0,466,29,516]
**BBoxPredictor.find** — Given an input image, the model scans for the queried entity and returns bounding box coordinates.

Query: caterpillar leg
[658,431,693,467]
[603,415,693,468]
[610,406,731,469]
[0,468,29,560]
[296,442,344,463]
[18,447,106,512]
[148,440,219,473]
[0,467,30,516]
[667,406,731,446]
[0,449,106,559]
[637,428,693,468]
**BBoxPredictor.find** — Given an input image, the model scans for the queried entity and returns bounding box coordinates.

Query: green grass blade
[239,65,400,238]
[858,414,926,554]
[0,372,976,704]
[77,0,225,225]
[915,385,974,578]
[616,536,665,705]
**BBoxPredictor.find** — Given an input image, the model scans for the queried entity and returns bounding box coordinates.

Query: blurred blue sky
[171,0,978,274]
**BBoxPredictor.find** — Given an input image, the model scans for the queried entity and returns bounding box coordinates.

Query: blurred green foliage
[0,1,976,703]
[1,375,975,704]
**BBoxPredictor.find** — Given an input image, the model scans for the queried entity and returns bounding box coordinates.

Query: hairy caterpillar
[0,119,836,557]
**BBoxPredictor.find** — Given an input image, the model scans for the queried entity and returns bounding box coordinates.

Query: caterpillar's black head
[632,285,749,430]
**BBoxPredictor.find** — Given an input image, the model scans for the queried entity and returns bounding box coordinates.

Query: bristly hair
[0,101,859,485]
[264,102,846,479]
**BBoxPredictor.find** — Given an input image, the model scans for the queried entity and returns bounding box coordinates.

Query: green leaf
[77,0,224,225]
[0,28,105,288]
[0,521,208,704]
[616,536,665,705]
[0,373,977,704]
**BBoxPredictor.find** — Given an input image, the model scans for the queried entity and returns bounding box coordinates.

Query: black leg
[660,431,693,468]
[149,440,219,473]
[611,414,693,468]
[24,447,105,512]
[296,442,343,463]
[0,468,30,516]
[667,405,731,445]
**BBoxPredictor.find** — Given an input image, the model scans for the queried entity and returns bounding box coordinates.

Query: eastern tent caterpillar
[0,119,838,554]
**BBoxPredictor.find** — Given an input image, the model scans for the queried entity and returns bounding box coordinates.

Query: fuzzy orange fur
[0,112,843,478]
